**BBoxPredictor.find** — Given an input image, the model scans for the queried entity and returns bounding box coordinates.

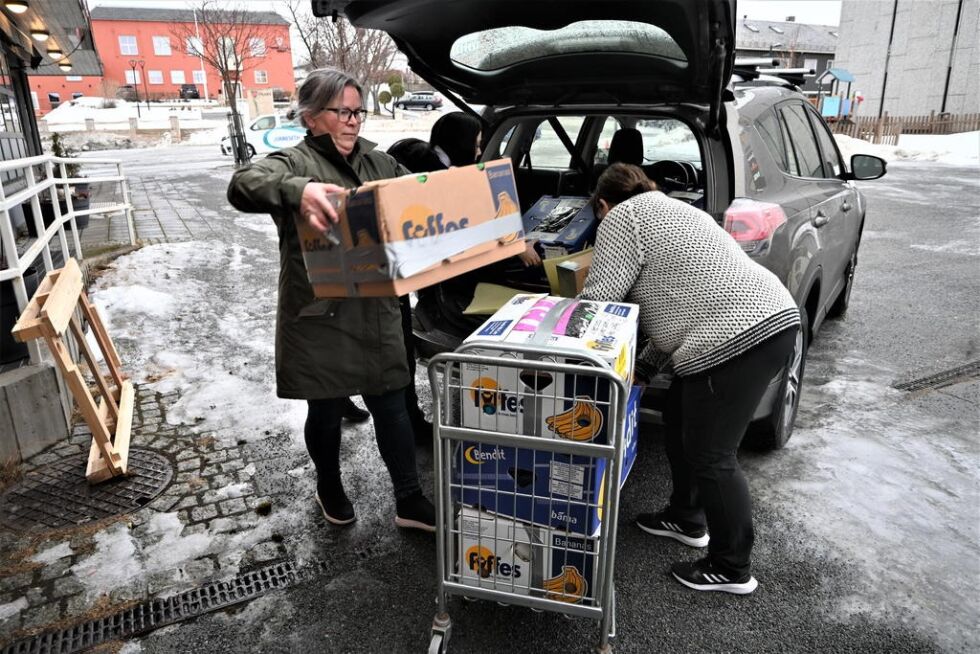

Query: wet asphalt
[88,147,977,654]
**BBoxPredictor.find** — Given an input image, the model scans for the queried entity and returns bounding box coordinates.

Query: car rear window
[450,20,685,71]
[528,117,586,169]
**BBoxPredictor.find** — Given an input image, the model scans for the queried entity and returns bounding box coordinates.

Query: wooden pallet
[11,258,133,483]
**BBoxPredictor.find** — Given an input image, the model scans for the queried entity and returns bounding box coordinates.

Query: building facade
[735,16,839,94]
[0,0,101,175]
[832,0,979,117]
[29,6,294,114]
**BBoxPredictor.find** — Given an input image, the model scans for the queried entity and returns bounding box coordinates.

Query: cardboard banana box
[460,294,638,443]
[296,159,526,297]
[453,385,640,535]
[457,506,600,606]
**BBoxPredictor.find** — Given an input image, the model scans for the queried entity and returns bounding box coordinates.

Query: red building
[29,6,294,114]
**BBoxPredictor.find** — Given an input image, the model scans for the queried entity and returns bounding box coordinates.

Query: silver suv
[313,0,887,449]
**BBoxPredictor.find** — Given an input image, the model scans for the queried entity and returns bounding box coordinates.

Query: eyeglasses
[320,107,369,123]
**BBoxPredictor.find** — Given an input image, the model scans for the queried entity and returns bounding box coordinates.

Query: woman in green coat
[227,68,434,531]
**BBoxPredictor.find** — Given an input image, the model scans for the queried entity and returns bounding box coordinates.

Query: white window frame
[30,91,38,109]
[152,36,172,56]
[148,70,164,85]
[804,58,818,73]
[249,37,266,57]
[186,36,203,57]
[119,35,138,55]
[192,69,206,84]
[125,70,141,85]
[171,70,186,84]
[254,69,269,84]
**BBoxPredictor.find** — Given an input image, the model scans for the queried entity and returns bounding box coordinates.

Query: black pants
[664,328,798,576]
[399,295,426,425]
[305,389,421,500]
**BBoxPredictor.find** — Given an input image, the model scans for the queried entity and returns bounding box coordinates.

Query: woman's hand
[300,182,348,232]
[518,241,542,267]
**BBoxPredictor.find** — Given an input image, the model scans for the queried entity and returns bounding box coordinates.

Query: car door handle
[813,211,829,228]
[841,202,852,212]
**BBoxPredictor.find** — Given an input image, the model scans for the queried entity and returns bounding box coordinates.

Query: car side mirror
[846,154,887,181]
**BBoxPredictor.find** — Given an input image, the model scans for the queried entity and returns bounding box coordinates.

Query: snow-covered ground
[23,120,973,649]
[835,130,980,166]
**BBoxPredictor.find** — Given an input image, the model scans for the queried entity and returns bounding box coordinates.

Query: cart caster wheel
[428,633,445,654]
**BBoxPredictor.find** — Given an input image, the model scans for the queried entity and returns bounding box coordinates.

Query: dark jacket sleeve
[226,150,312,215]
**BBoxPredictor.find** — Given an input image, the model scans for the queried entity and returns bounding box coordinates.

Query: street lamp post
[128,58,143,118]
[138,60,150,112]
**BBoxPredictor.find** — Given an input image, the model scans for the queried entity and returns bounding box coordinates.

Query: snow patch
[0,597,28,622]
[215,482,250,499]
[90,241,305,444]
[835,130,980,166]
[29,541,74,565]
[909,240,980,256]
[71,523,141,597]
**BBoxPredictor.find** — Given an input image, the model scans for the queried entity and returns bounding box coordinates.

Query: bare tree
[285,1,400,113]
[172,1,280,163]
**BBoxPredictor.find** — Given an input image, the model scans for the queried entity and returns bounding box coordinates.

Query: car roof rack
[732,58,814,90]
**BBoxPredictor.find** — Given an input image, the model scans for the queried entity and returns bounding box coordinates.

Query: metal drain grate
[0,449,173,531]
[893,360,980,392]
[0,559,300,654]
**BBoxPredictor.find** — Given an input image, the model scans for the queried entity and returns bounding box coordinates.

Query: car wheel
[744,306,809,451]
[827,247,858,319]
[426,103,433,110]
[246,144,256,157]
[396,103,404,109]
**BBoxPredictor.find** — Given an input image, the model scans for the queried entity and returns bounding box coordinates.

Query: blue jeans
[305,388,421,500]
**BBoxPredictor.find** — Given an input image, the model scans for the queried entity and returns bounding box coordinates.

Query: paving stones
[0,383,286,643]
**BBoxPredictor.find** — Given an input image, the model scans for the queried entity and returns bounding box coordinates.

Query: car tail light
[723,198,787,255]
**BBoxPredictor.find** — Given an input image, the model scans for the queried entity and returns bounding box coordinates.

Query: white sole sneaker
[315,493,355,526]
[672,572,758,595]
[395,516,436,532]
[637,520,709,548]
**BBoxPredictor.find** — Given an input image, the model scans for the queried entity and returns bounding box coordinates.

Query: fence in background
[829,112,980,145]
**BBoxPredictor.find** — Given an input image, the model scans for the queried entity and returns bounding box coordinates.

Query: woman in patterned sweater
[580,163,800,595]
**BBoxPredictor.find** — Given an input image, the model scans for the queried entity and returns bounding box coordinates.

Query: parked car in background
[322,0,888,451]
[395,91,443,110]
[115,85,137,102]
[220,113,304,157]
[179,84,200,100]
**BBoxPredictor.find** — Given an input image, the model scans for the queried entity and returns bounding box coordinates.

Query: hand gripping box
[453,385,640,535]
[296,159,526,297]
[457,506,601,606]
[460,294,638,443]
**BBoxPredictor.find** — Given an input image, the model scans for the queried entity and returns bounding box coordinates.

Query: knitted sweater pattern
[580,191,800,376]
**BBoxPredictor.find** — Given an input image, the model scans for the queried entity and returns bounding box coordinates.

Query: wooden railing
[829,112,980,145]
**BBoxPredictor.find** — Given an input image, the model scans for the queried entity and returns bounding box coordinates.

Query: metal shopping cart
[426,340,636,654]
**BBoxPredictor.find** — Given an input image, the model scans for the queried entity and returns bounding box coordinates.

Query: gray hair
[293,68,363,129]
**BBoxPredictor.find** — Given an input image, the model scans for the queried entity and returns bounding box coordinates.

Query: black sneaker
[671,557,758,595]
[342,398,371,423]
[395,491,436,532]
[636,509,709,548]
[315,489,355,526]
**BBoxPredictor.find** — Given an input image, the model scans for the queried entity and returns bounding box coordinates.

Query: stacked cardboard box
[451,294,640,604]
